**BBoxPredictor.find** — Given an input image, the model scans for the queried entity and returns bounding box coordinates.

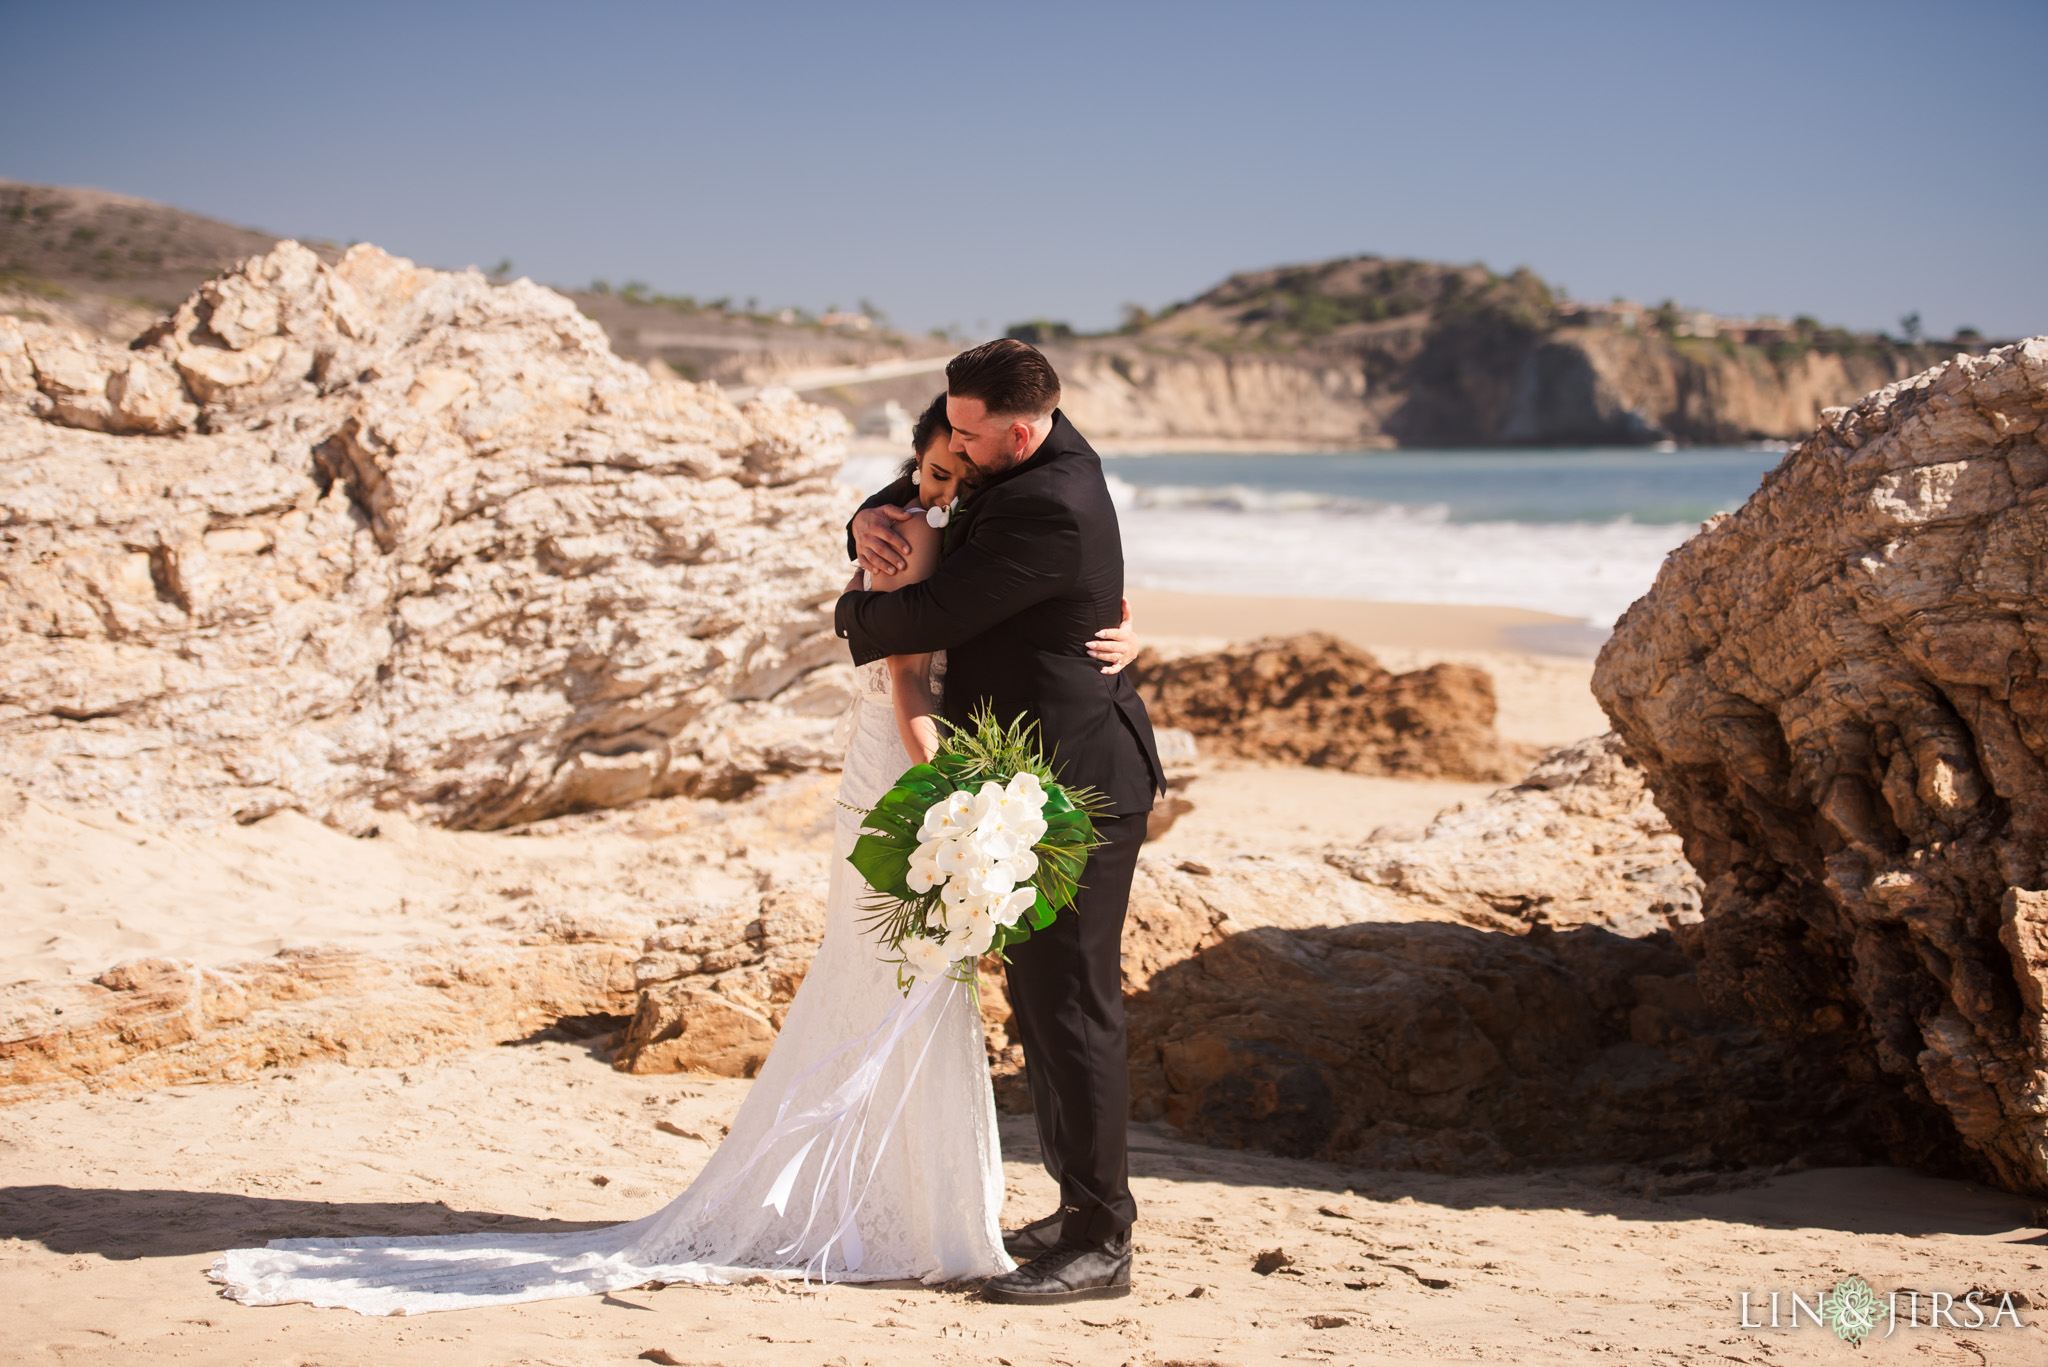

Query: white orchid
[934,837,978,878]
[953,841,1018,898]
[953,907,999,958]
[1005,772,1048,809]
[939,877,989,914]
[994,847,1039,886]
[969,780,1006,821]
[906,840,944,894]
[925,496,959,529]
[973,808,1029,859]
[992,885,1039,927]
[899,933,953,983]
[920,790,978,842]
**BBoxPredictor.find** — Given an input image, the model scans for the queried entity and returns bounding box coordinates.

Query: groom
[836,339,1164,1305]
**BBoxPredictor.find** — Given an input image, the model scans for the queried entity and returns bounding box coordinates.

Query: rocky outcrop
[1323,734,1701,936]
[1130,634,1513,781]
[1594,339,2048,1194]
[0,241,859,831]
[1122,918,1909,1174]
[0,917,643,1104]
[612,888,827,1076]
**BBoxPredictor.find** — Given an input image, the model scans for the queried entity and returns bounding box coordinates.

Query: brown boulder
[1123,918,1913,1174]
[612,888,827,1076]
[1129,634,1512,781]
[1593,339,2048,1193]
[0,933,640,1104]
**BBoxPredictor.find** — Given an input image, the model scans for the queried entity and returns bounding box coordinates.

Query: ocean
[836,446,1785,630]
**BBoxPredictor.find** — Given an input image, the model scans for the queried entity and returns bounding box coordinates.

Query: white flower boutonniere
[926,496,960,529]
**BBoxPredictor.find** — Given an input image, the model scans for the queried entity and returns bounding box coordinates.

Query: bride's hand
[1087,597,1139,674]
[845,567,865,594]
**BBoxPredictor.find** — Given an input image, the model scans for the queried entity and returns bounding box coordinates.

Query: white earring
[910,467,921,485]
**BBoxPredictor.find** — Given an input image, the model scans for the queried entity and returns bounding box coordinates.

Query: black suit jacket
[834,411,1165,816]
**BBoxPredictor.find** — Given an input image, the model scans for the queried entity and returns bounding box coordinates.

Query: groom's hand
[852,504,921,576]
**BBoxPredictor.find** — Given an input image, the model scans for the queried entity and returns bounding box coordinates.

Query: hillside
[1,181,2010,447]
[1036,253,1982,447]
[0,180,943,420]
[0,180,343,339]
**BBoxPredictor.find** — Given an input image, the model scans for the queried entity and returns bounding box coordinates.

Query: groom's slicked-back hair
[947,338,1061,419]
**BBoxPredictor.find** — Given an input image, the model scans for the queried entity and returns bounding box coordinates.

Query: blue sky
[3,0,2041,339]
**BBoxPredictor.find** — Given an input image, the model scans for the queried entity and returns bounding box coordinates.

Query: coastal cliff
[1047,257,1967,448]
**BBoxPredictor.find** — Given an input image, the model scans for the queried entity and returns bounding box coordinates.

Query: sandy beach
[6,1039,2041,1365]
[6,593,2044,1365]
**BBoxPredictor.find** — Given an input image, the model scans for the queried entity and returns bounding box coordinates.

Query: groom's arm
[845,477,917,561]
[835,491,1080,666]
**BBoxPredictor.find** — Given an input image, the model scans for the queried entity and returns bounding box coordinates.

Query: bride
[208,394,1142,1314]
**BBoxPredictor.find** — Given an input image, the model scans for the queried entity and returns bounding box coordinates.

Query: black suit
[835,410,1161,1244]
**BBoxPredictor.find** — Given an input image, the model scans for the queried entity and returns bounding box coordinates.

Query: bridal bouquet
[848,706,1104,990]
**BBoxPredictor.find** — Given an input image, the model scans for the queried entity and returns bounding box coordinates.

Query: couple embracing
[212,339,1167,1314]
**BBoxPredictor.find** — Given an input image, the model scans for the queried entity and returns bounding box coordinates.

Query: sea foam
[836,455,1703,628]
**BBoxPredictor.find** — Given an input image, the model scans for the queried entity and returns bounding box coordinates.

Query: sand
[18,595,2038,1362]
[1125,589,1610,659]
[4,1040,2042,1365]
[0,774,843,984]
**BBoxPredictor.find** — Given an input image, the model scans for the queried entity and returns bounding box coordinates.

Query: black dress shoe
[1000,1206,1075,1260]
[982,1230,1132,1305]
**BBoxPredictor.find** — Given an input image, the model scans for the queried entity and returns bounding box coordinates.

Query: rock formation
[1594,339,2048,1194]
[0,920,642,1104]
[612,888,826,1076]
[0,241,859,831]
[1092,746,1888,1177]
[1323,734,1701,936]
[1130,634,1513,781]
[1121,918,1895,1175]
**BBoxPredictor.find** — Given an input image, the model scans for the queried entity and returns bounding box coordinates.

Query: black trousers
[1003,808,1146,1245]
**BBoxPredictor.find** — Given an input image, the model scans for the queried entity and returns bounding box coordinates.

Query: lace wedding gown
[209,653,1013,1314]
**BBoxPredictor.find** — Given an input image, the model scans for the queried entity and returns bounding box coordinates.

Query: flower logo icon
[1823,1275,1881,1344]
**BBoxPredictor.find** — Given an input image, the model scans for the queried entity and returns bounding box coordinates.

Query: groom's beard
[965,446,1020,481]
[953,457,997,494]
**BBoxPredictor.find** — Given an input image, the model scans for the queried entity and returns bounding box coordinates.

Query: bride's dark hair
[897,392,951,482]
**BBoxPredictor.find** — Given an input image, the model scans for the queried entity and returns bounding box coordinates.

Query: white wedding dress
[209,653,1013,1314]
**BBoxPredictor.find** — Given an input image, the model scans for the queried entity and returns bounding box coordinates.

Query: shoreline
[841,434,1794,458]
[1126,587,1609,657]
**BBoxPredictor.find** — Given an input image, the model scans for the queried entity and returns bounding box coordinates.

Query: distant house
[1673,310,1721,338]
[1724,316,1791,344]
[820,311,874,332]
[1555,299,1646,331]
